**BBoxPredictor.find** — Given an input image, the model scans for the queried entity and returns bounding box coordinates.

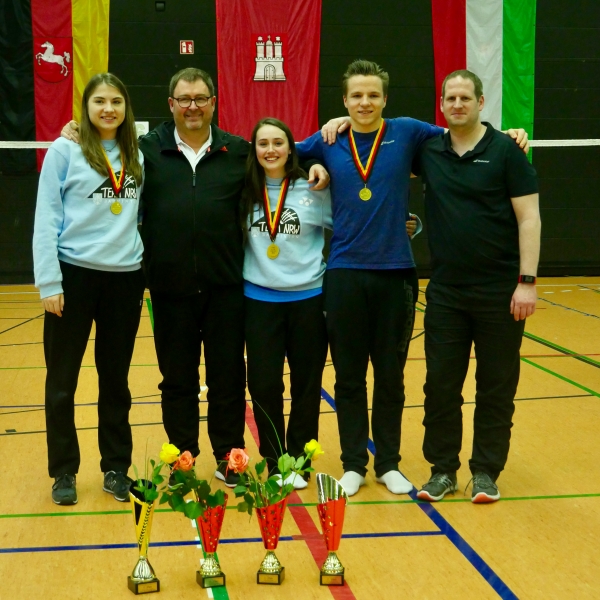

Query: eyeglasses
[172,96,211,108]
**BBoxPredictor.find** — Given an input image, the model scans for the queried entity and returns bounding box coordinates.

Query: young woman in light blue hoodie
[33,73,145,506]
[241,118,333,489]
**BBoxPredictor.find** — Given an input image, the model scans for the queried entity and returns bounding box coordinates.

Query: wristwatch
[518,275,537,284]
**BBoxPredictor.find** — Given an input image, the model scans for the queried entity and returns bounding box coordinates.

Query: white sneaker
[375,470,413,494]
[339,471,366,496]
[275,473,308,490]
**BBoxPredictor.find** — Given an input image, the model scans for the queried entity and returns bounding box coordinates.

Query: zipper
[191,169,199,287]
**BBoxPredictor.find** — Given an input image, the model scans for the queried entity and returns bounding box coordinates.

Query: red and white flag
[215,0,321,141]
[431,0,536,137]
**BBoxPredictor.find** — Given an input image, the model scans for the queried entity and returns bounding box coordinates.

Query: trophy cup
[196,495,228,588]
[255,497,287,584]
[128,483,160,594]
[316,473,349,586]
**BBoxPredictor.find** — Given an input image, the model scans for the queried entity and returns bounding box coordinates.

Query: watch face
[520,275,536,284]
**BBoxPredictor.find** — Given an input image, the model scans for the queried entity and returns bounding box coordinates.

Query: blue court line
[320,387,518,600]
[0,530,442,554]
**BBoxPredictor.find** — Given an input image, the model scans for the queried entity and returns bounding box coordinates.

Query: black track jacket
[139,121,249,296]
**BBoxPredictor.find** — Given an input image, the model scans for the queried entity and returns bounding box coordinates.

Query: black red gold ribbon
[102,148,126,197]
[263,178,290,242]
[348,119,387,184]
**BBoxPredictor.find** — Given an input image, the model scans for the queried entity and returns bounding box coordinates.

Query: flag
[215,0,322,141]
[33,0,109,168]
[431,0,536,138]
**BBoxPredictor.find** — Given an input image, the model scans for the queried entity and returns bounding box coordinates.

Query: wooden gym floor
[0,277,599,599]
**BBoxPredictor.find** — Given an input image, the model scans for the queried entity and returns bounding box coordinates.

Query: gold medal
[359,187,372,201]
[349,120,386,202]
[267,243,280,260]
[110,201,122,215]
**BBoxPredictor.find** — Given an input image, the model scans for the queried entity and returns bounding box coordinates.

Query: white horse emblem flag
[34,37,72,82]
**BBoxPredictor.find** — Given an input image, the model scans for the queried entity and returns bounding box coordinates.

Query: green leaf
[145,488,159,503]
[294,456,306,470]
[132,464,140,481]
[237,502,249,513]
[170,493,186,511]
[184,502,204,520]
[265,478,280,495]
[159,492,170,505]
[149,459,155,468]
[278,453,295,475]
[255,458,267,476]
[233,485,247,495]
[207,489,226,508]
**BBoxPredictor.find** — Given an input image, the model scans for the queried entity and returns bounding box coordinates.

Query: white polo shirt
[174,128,213,169]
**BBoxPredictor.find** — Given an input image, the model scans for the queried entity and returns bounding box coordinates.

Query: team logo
[253,34,286,81]
[88,173,138,206]
[252,208,300,235]
[34,37,72,82]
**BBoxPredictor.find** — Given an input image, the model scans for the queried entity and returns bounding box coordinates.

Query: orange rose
[177,451,194,471]
[227,448,249,474]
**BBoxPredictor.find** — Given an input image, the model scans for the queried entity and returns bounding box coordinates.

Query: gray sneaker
[417,472,458,502]
[103,471,132,502]
[52,474,77,505]
[470,472,500,504]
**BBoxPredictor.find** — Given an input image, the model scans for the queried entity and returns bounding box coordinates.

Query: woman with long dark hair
[241,118,332,488]
[33,73,145,505]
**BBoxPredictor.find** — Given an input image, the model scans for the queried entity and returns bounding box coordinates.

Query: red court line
[244,401,357,599]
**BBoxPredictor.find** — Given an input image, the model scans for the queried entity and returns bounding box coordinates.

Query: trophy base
[257,567,285,585]
[127,576,160,594]
[196,570,226,588]
[320,568,345,586]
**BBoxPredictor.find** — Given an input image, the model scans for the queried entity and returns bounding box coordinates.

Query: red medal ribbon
[263,178,290,243]
[102,148,126,197]
[348,119,387,184]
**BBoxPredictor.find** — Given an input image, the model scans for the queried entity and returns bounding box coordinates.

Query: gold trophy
[316,473,349,586]
[195,495,228,588]
[256,497,287,584]
[128,483,160,594]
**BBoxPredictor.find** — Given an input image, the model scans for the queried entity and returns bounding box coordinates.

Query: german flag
[0,0,109,172]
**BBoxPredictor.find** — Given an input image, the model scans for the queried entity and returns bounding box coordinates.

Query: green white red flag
[431,0,536,138]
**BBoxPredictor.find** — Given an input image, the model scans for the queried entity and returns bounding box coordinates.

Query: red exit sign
[180,41,194,54]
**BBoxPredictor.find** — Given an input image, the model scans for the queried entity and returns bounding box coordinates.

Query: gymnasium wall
[0,0,599,283]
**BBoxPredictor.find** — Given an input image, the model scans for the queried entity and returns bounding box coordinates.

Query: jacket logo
[34,38,72,82]
[299,196,313,206]
[253,35,286,81]
[89,173,138,205]
[251,208,300,235]
[473,159,490,163]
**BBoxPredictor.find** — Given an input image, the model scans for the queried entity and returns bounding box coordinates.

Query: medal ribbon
[102,148,126,197]
[263,178,290,243]
[348,119,387,184]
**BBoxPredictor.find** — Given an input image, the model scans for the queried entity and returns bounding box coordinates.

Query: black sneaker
[416,472,458,502]
[214,461,241,488]
[470,472,500,504]
[103,471,132,502]
[52,474,77,505]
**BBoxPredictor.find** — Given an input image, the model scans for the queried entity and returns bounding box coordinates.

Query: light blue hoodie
[33,138,144,299]
[243,176,332,301]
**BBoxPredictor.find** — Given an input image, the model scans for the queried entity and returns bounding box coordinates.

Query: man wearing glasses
[138,68,248,487]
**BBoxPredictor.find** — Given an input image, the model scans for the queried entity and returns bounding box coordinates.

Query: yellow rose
[159,443,180,464]
[304,439,324,461]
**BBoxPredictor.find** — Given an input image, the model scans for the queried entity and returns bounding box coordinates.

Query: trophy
[316,473,349,586]
[195,495,228,588]
[128,483,160,594]
[256,497,287,584]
